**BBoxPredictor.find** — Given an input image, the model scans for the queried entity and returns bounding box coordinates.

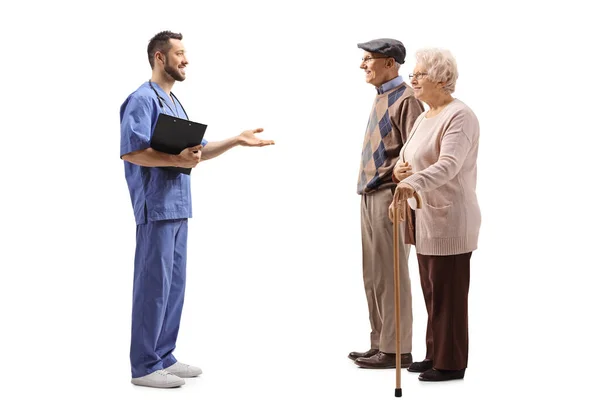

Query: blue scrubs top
[120,81,208,225]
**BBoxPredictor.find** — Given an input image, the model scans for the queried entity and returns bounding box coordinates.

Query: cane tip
[395,388,402,397]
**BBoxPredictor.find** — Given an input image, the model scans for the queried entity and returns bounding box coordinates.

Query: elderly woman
[390,48,481,382]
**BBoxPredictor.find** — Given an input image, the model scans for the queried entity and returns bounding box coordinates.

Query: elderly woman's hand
[394,182,416,204]
[388,200,405,222]
[393,161,413,181]
[388,182,416,222]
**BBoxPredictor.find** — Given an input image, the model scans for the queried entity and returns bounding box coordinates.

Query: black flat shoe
[418,368,465,381]
[407,359,433,373]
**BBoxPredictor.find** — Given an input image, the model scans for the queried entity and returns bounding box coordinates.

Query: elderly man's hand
[393,161,413,181]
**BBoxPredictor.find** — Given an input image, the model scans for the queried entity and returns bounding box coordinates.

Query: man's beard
[164,57,185,81]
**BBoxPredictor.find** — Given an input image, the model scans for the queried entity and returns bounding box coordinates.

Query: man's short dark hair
[147,31,183,68]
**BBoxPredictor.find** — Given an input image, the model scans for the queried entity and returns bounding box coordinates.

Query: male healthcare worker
[120,30,274,389]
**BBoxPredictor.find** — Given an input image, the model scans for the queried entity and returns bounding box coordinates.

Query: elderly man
[350,38,424,369]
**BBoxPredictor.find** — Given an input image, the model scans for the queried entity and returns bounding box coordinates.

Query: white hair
[395,62,401,71]
[415,48,458,94]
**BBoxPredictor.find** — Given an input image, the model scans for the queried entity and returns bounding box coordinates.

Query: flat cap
[357,38,406,64]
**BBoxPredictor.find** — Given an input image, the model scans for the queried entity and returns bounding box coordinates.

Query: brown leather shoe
[418,368,465,381]
[407,359,433,373]
[354,352,413,369]
[348,348,379,361]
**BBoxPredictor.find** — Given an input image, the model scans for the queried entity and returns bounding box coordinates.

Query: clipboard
[150,113,208,175]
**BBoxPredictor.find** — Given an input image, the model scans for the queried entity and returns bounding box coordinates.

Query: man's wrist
[169,154,180,167]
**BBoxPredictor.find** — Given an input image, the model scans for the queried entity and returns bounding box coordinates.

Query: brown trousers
[417,252,471,370]
[361,188,412,354]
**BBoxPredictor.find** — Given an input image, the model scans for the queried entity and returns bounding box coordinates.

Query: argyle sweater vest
[357,82,423,194]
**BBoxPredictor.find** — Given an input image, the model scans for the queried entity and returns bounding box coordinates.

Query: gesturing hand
[238,128,275,147]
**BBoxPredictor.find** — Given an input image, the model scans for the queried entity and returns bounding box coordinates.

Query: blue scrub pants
[130,218,188,378]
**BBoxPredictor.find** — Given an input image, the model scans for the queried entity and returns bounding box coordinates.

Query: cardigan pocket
[422,184,453,209]
[421,203,453,237]
[423,197,452,209]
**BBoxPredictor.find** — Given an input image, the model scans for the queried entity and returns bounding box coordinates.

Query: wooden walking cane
[393,191,422,398]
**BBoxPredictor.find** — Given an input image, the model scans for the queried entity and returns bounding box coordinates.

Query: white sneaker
[131,369,185,388]
[165,361,203,378]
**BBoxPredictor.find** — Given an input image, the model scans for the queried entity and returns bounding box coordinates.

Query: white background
[1,0,598,399]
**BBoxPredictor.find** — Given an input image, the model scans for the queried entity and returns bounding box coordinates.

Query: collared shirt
[376,76,404,94]
[120,81,208,225]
